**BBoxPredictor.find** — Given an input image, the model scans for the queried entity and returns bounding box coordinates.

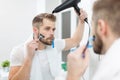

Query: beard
[93,33,103,55]
[40,36,54,45]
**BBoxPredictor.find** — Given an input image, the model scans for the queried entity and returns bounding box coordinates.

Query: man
[67,0,120,80]
[8,9,87,80]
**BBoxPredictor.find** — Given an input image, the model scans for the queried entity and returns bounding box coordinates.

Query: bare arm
[9,58,32,80]
[64,9,87,50]
[9,34,39,80]
[66,75,81,80]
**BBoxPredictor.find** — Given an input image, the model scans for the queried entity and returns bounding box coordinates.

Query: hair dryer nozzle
[52,0,81,14]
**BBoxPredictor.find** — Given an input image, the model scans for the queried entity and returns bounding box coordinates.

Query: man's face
[92,21,103,55]
[39,19,56,45]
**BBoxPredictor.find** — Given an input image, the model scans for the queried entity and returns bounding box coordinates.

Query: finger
[80,8,83,13]
[33,43,39,50]
[33,34,39,43]
[80,11,87,19]
[74,46,86,55]
[31,41,39,50]
[33,33,38,40]
[83,11,88,19]
[32,34,39,50]
[84,48,89,65]
[31,40,39,44]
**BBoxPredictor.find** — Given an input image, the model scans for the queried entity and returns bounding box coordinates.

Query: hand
[67,46,89,80]
[26,34,39,59]
[79,9,88,23]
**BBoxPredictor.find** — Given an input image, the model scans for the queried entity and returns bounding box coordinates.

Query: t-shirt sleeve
[10,45,24,66]
[54,39,65,52]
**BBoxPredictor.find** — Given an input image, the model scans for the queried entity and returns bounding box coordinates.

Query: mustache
[47,36,54,40]
[39,34,54,40]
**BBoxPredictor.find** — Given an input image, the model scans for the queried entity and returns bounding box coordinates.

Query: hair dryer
[52,0,88,23]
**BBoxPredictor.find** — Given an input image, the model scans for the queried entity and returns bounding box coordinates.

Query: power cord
[81,19,91,80]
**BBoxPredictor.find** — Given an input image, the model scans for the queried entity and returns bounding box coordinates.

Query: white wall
[0,0,45,62]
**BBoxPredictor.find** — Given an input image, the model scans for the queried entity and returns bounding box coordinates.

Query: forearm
[66,74,81,80]
[10,58,32,80]
[64,21,85,50]
[72,8,87,45]
[72,21,85,45]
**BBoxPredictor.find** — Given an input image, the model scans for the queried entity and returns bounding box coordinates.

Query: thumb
[33,33,38,40]
[74,46,86,55]
[74,46,89,60]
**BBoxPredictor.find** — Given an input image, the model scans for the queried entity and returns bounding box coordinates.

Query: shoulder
[54,39,65,47]
[54,39,65,43]
[11,44,25,58]
[54,39,65,51]
[10,44,25,66]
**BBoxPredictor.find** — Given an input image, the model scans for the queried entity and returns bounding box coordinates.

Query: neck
[102,34,118,54]
[38,42,46,50]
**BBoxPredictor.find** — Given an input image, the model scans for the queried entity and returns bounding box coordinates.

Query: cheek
[39,30,47,37]
[93,33,103,54]
[44,33,50,38]
[93,27,95,34]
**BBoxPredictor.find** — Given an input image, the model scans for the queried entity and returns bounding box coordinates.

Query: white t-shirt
[10,39,65,80]
[92,38,120,80]
[34,50,54,80]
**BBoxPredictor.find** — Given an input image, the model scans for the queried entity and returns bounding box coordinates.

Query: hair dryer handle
[74,5,88,23]
[74,5,80,15]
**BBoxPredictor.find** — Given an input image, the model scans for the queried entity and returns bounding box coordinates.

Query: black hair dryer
[52,0,88,23]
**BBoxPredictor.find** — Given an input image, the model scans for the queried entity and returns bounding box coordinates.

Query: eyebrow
[45,26,56,30]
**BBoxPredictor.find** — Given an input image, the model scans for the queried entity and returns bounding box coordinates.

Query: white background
[0,0,45,62]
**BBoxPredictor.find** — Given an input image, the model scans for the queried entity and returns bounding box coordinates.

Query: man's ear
[97,19,107,36]
[33,27,38,34]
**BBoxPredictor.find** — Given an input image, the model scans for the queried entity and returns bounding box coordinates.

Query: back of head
[93,0,120,37]
[32,13,56,29]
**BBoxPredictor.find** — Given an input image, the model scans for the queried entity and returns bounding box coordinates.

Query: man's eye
[53,28,56,31]
[45,28,50,30]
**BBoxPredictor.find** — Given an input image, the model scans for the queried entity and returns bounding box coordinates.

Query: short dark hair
[92,0,120,36]
[32,13,56,29]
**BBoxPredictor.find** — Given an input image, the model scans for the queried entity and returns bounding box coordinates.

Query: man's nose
[50,30,54,35]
